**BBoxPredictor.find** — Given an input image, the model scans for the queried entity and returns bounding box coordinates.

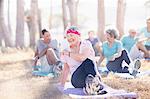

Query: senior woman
[60,26,104,94]
[98,29,141,76]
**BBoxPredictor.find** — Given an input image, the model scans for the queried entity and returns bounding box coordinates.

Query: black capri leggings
[106,50,130,73]
[71,58,96,88]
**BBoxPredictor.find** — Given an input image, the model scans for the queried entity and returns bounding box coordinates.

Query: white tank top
[61,40,95,75]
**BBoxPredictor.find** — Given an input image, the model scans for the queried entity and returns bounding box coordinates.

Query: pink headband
[66,29,80,36]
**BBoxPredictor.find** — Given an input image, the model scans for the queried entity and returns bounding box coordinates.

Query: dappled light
[0,0,150,99]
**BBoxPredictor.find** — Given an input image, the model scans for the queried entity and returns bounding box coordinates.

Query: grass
[0,48,150,99]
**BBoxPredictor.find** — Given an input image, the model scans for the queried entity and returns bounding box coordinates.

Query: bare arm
[62,46,93,62]
[97,47,105,66]
[138,37,150,43]
[33,45,50,66]
[97,55,105,66]
[60,63,70,86]
[69,47,92,62]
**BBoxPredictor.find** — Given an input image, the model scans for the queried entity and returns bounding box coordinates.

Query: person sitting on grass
[33,29,62,77]
[140,17,150,51]
[97,28,141,77]
[121,28,150,61]
[60,26,106,95]
[86,30,102,56]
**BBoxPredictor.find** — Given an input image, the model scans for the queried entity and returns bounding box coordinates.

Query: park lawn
[0,48,150,99]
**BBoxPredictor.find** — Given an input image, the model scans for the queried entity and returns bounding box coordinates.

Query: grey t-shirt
[37,38,60,57]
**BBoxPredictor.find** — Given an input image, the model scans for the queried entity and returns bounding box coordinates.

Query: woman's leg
[46,48,59,65]
[71,59,96,88]
[145,45,150,50]
[106,50,130,73]
[121,50,131,65]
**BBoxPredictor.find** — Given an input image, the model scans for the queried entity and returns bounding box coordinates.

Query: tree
[67,0,79,26]
[0,0,13,47]
[97,0,105,42]
[7,0,12,36]
[27,0,40,47]
[145,0,150,17]
[62,0,68,30]
[16,0,25,48]
[116,0,126,39]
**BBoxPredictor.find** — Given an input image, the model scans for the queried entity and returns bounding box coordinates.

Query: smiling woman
[60,26,105,95]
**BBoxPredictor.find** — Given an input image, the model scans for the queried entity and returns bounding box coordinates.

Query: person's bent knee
[47,48,55,54]
[47,48,54,51]
[122,50,128,55]
[71,76,85,88]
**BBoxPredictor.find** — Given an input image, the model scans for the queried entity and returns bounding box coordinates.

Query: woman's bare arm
[60,63,70,86]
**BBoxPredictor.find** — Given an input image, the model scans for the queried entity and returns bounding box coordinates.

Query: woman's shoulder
[82,40,92,45]
[102,41,107,46]
[50,39,58,44]
[115,40,122,46]
[37,38,44,44]
[115,40,121,43]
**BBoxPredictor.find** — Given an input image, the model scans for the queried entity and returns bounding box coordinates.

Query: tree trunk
[67,0,79,26]
[62,0,68,30]
[16,0,25,48]
[29,0,40,47]
[7,0,12,35]
[116,0,126,39]
[49,0,52,29]
[0,0,13,47]
[38,9,42,38]
[97,0,105,42]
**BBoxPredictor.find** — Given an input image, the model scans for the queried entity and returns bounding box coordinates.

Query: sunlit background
[3,0,150,46]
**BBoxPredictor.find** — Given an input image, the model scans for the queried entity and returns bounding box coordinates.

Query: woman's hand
[61,50,70,56]
[109,56,115,61]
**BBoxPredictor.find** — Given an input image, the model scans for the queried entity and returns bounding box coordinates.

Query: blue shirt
[86,37,99,47]
[140,27,150,46]
[121,35,138,52]
[102,40,122,61]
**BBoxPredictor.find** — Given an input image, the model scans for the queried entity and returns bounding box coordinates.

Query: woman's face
[43,32,51,41]
[105,33,114,43]
[66,33,80,46]
[129,30,137,37]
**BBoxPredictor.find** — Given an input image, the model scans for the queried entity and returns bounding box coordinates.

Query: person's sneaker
[53,61,63,77]
[83,74,107,95]
[134,59,141,70]
[56,61,63,70]
[131,59,141,77]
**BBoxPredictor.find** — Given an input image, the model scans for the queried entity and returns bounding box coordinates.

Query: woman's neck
[108,40,115,47]
[43,39,50,44]
[70,41,81,52]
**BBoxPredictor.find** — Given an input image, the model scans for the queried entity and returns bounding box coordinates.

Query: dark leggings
[145,45,150,50]
[106,50,130,73]
[71,58,96,88]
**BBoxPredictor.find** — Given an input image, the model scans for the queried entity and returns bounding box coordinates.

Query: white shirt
[61,40,95,75]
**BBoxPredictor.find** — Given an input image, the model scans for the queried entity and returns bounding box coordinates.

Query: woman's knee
[121,50,128,57]
[122,50,127,54]
[83,58,94,66]
[71,75,85,88]
[46,48,55,55]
